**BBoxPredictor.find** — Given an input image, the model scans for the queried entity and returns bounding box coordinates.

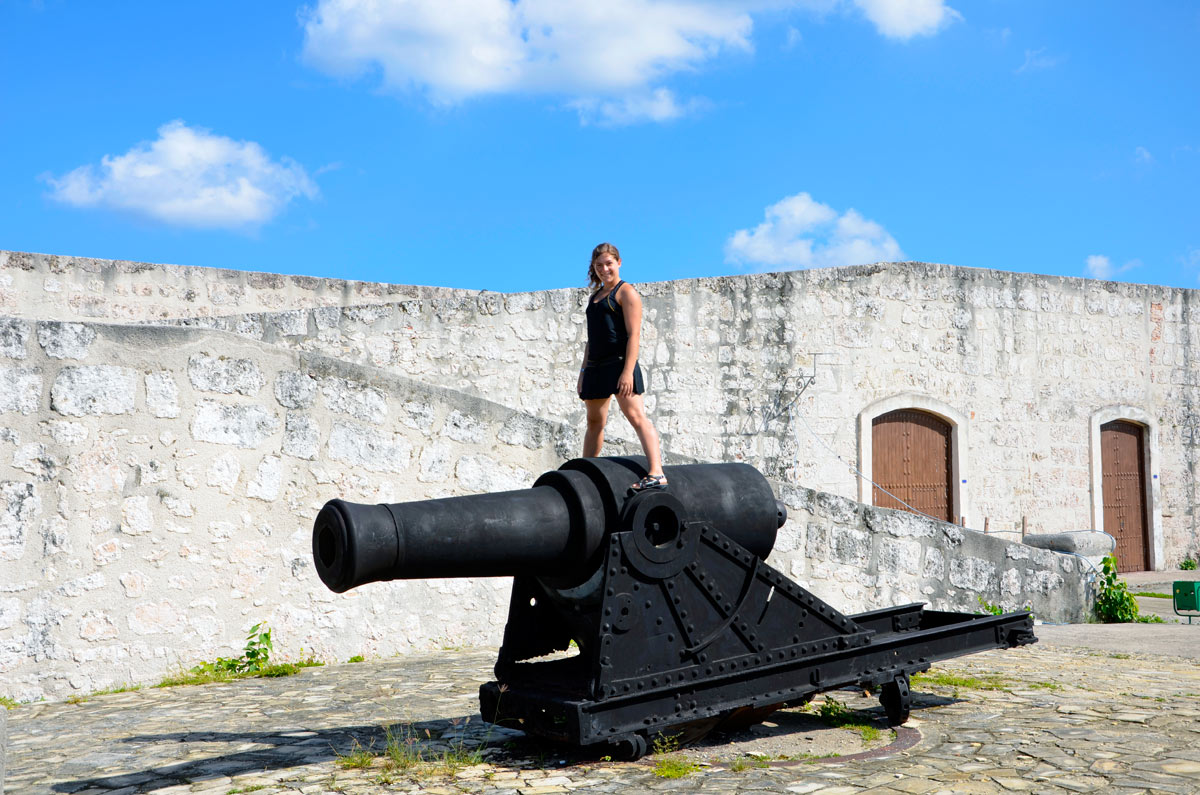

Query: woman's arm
[617,285,642,397]
[577,341,589,396]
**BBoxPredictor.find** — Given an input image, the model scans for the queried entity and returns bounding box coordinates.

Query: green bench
[1173,581,1200,624]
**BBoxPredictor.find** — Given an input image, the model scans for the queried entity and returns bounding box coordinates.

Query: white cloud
[301,0,958,124]
[45,121,317,229]
[725,192,904,270]
[301,0,752,123]
[1015,47,1063,74]
[1134,146,1154,165]
[851,0,961,40]
[1085,254,1142,281]
[569,88,711,126]
[1085,255,1113,280]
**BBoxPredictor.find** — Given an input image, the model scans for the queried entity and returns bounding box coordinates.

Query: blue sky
[1,0,1197,293]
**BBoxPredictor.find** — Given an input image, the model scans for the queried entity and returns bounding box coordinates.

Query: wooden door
[1100,420,1150,572]
[872,409,954,523]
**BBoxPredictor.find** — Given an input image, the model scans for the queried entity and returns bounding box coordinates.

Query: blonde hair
[587,242,621,289]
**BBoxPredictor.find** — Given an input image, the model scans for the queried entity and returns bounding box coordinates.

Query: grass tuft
[912,671,1011,691]
[651,733,700,779]
[336,740,377,769]
[1028,681,1063,691]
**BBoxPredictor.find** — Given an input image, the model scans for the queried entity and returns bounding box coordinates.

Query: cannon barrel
[312,457,785,594]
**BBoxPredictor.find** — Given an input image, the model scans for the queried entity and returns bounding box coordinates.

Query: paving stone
[5,643,1200,794]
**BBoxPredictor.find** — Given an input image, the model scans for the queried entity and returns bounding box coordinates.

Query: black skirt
[580,357,644,400]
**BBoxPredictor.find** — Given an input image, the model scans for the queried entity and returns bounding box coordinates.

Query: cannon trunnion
[313,457,1036,759]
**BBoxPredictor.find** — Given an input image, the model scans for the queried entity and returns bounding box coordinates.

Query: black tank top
[586,280,629,362]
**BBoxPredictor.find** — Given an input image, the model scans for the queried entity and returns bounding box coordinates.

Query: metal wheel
[608,733,648,761]
[880,673,912,726]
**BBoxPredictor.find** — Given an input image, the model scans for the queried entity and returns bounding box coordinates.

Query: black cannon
[313,457,1035,759]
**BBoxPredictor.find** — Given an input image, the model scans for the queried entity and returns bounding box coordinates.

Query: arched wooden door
[872,409,954,523]
[1100,420,1150,572]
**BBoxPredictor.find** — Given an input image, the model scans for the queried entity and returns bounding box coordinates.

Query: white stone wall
[770,482,1088,625]
[156,264,1200,565]
[0,249,464,323]
[0,313,1085,701]
[0,320,586,701]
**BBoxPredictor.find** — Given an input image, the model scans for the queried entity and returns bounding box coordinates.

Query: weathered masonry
[0,248,1191,700]
[97,255,1195,572]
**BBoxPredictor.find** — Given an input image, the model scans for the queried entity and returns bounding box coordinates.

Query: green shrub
[1181,556,1198,571]
[1094,555,1139,623]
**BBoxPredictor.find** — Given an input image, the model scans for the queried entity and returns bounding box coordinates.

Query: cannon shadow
[48,714,567,793]
[50,693,958,792]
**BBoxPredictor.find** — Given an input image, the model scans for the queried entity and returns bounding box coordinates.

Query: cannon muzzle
[312,457,784,593]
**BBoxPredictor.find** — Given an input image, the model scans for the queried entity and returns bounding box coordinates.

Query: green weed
[1094,555,1141,623]
[347,655,365,663]
[1132,591,1171,599]
[653,756,700,778]
[814,697,883,743]
[976,597,1004,616]
[336,740,377,769]
[0,695,17,709]
[651,733,699,779]
[155,621,322,689]
[911,671,1011,691]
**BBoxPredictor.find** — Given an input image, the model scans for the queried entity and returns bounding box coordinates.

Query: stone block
[206,453,241,494]
[327,420,412,473]
[37,321,96,359]
[145,371,180,418]
[270,309,309,336]
[51,365,135,416]
[187,353,265,395]
[274,370,317,409]
[0,317,30,358]
[441,410,485,443]
[400,400,436,432]
[498,413,549,449]
[0,366,41,414]
[119,571,148,599]
[454,455,531,492]
[247,456,282,501]
[321,377,387,424]
[120,496,153,535]
[128,600,186,635]
[191,399,279,448]
[418,442,451,482]
[830,525,869,567]
[0,597,19,630]
[313,306,341,329]
[0,481,39,562]
[78,609,119,641]
[949,556,996,592]
[877,537,922,574]
[12,443,58,481]
[283,413,319,460]
[57,573,105,597]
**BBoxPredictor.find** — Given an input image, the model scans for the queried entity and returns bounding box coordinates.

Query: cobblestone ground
[6,636,1200,795]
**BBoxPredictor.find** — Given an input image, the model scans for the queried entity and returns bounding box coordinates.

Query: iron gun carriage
[313,457,1035,759]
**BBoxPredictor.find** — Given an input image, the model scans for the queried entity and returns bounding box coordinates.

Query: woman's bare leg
[583,398,611,457]
[616,393,665,480]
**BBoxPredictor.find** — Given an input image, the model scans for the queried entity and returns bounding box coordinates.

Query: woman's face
[593,253,621,286]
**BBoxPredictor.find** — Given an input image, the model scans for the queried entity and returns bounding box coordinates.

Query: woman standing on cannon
[576,242,667,491]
